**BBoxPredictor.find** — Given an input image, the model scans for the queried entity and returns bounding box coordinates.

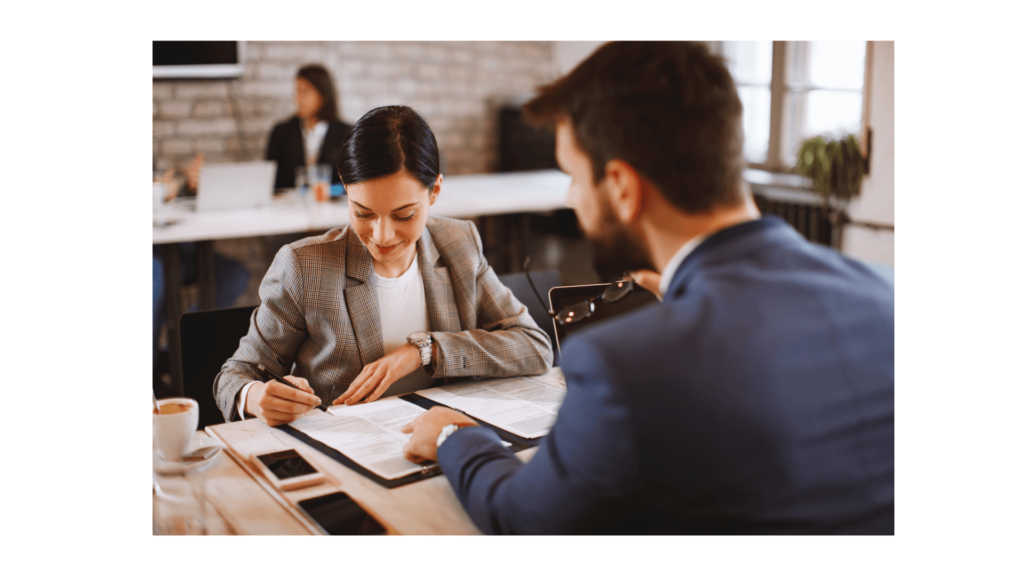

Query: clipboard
[281,393,542,489]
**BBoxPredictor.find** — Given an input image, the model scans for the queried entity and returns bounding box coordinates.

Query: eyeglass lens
[556,300,596,325]
[603,279,634,303]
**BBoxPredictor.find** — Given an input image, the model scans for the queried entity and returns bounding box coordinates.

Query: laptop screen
[547,283,659,354]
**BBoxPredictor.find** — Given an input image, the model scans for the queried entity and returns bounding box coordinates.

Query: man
[401,41,894,535]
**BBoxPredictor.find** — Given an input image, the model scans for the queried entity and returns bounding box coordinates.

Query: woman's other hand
[335,343,422,406]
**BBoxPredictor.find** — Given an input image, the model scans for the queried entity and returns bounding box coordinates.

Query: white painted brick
[162,138,194,155]
[153,83,174,100]
[159,101,193,119]
[153,121,175,136]
[177,118,238,136]
[263,42,324,63]
[195,139,226,153]
[243,116,274,135]
[257,62,295,80]
[241,81,292,98]
[193,101,226,117]
[175,82,229,99]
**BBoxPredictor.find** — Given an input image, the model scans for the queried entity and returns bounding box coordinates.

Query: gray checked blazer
[214,216,554,421]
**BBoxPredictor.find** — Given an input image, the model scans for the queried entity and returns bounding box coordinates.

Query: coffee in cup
[153,397,199,462]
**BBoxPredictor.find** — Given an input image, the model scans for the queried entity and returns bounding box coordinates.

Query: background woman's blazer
[214,216,553,421]
[265,116,352,189]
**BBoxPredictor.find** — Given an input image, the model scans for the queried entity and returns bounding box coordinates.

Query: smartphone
[249,449,325,491]
[297,491,384,535]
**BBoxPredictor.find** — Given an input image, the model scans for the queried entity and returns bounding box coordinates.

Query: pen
[258,364,325,410]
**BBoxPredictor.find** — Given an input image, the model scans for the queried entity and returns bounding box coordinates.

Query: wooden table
[163,369,565,535]
[153,170,571,396]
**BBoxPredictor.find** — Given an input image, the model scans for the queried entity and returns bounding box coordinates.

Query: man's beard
[584,192,654,280]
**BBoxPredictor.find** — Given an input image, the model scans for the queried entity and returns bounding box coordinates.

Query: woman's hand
[245,375,321,427]
[335,343,422,406]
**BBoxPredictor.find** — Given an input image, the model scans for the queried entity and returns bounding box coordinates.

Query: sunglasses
[523,256,635,326]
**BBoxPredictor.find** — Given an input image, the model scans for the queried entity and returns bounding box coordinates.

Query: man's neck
[642,192,761,274]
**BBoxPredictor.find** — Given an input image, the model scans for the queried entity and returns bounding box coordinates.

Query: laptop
[547,282,660,357]
[196,161,277,211]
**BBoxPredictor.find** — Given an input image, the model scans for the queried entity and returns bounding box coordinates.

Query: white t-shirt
[301,120,328,167]
[237,252,433,418]
[373,252,432,396]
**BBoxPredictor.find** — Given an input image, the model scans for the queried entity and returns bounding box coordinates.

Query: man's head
[524,42,747,278]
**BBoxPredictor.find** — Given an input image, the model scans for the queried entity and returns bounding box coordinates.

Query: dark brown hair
[523,41,745,213]
[336,105,440,189]
[297,64,339,123]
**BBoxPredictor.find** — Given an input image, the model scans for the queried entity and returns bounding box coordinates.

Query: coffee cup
[153,398,199,462]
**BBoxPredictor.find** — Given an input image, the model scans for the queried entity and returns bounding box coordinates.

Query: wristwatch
[436,423,461,448]
[407,331,433,366]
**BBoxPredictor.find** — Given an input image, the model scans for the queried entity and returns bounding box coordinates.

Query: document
[289,397,427,481]
[414,375,566,439]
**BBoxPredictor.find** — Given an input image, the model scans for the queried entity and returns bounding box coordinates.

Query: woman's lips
[372,240,400,255]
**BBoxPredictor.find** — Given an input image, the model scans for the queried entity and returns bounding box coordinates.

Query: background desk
[153,170,571,395]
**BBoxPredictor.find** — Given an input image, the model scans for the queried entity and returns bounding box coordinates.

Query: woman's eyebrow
[351,201,419,212]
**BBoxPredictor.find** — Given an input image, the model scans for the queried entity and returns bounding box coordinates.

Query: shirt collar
[658,233,709,298]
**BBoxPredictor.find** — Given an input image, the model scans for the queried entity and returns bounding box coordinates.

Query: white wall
[553,41,605,76]
[842,41,895,268]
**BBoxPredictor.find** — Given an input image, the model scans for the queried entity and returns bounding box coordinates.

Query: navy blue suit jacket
[437,216,895,534]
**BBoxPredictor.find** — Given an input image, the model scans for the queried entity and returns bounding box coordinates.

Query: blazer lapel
[343,231,385,365]
[418,223,462,333]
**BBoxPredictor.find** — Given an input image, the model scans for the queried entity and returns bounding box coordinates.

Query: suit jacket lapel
[343,231,385,365]
[418,223,462,333]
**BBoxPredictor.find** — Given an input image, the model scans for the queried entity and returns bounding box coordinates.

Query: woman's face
[346,170,441,273]
[294,77,323,121]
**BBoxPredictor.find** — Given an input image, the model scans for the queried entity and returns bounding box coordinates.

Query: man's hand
[400,407,478,464]
[629,269,662,299]
[245,376,321,427]
[335,343,421,406]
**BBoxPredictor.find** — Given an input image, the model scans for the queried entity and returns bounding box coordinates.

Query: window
[717,41,868,172]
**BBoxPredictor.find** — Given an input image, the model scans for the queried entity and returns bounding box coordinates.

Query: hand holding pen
[244,364,322,427]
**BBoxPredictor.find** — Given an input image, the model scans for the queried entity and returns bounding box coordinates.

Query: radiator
[753,193,836,247]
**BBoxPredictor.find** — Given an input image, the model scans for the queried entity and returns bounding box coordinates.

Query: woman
[265,64,352,190]
[214,105,553,425]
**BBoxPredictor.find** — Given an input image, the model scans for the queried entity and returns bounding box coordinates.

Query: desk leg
[196,240,217,311]
[161,243,185,397]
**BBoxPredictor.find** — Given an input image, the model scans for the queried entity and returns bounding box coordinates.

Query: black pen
[258,364,325,410]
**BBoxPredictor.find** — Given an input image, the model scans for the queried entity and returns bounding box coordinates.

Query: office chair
[497,269,562,367]
[179,304,258,429]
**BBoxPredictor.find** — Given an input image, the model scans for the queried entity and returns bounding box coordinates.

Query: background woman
[214,105,553,425]
[265,64,352,190]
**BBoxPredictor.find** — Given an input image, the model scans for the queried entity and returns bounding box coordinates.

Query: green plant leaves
[795,133,864,202]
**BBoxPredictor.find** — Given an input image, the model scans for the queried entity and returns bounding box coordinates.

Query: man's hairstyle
[336,105,440,189]
[523,42,745,213]
[297,64,340,123]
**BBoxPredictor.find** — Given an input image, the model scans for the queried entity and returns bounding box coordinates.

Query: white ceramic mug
[153,398,199,462]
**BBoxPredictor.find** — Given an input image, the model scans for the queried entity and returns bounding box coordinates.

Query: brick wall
[152,41,557,176]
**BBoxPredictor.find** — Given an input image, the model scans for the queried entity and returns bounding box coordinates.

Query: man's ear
[603,159,643,223]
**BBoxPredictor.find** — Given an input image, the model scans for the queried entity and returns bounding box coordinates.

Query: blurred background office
[152,40,894,392]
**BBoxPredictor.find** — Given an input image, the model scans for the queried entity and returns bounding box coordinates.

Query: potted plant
[794,133,865,249]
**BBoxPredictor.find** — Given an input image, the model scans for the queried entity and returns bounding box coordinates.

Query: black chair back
[179,305,258,429]
[497,269,562,366]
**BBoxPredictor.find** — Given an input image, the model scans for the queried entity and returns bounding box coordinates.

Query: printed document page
[415,375,566,439]
[289,397,427,481]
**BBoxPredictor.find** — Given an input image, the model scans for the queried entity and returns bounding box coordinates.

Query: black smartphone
[297,492,383,535]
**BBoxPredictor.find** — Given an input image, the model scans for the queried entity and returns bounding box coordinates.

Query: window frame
[714,41,874,174]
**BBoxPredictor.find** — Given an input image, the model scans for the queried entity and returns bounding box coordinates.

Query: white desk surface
[152,169,571,245]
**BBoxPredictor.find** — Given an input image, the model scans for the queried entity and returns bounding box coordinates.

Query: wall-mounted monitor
[153,41,245,79]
